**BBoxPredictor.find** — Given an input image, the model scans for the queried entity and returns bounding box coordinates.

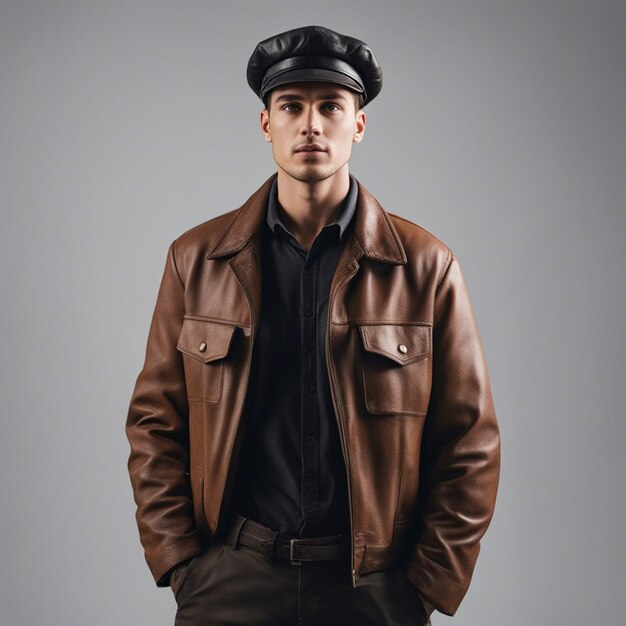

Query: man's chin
[280,165,336,184]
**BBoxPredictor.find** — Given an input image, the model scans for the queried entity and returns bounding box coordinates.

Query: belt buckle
[289,538,303,566]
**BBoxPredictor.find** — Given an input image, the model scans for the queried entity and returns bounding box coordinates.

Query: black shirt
[231,174,358,537]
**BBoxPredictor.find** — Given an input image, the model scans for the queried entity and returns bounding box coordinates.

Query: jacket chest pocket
[356,323,432,416]
[177,317,237,404]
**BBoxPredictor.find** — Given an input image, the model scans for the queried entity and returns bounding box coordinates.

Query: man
[126,25,500,626]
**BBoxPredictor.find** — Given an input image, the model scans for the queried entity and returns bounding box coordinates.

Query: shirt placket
[300,252,320,535]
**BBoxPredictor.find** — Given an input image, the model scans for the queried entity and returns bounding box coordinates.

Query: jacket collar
[205,172,407,265]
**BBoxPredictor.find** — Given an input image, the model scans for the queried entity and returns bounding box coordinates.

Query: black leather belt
[224,513,350,565]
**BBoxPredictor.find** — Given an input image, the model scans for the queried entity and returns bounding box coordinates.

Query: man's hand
[415,588,436,621]
[169,556,194,601]
[399,567,435,622]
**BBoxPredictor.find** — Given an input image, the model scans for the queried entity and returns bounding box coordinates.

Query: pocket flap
[177,317,237,364]
[357,323,431,366]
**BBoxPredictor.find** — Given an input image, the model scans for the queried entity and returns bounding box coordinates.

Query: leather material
[125,172,501,617]
[260,56,365,97]
[247,25,383,105]
[224,513,350,563]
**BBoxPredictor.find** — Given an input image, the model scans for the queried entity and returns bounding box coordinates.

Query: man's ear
[260,109,272,143]
[353,110,366,144]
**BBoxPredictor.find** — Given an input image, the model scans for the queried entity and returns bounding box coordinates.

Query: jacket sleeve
[406,251,501,616]
[125,239,206,587]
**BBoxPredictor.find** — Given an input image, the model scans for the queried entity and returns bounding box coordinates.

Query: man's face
[260,82,366,184]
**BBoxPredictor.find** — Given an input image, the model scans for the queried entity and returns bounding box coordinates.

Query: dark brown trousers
[173,526,432,626]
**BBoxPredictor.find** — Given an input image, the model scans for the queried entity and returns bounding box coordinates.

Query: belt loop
[226,514,248,549]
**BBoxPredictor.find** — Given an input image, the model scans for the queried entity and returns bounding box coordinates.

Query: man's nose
[300,106,321,135]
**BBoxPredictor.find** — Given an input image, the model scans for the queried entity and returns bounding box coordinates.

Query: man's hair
[263,89,364,114]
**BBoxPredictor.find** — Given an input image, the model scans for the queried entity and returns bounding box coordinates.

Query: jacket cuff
[150,536,206,587]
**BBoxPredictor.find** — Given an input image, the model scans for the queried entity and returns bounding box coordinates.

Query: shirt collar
[265,173,358,241]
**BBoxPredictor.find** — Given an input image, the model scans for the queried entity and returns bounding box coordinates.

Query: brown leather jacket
[125,172,501,617]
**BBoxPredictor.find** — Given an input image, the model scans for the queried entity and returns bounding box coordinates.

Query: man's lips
[295,144,326,152]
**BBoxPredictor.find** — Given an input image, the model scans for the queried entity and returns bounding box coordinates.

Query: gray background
[1,1,624,624]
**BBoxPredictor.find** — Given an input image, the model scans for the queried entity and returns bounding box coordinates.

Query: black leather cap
[247,25,382,107]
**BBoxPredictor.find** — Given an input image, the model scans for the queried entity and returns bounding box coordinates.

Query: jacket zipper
[325,259,359,588]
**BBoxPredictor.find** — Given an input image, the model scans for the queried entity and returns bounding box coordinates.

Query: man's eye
[324,103,340,111]
[282,103,300,112]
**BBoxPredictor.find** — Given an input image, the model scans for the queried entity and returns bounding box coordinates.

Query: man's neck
[275,166,351,250]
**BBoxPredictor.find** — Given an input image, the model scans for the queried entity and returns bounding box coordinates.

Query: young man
[126,25,501,626]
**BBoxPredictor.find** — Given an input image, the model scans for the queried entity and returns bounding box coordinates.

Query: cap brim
[261,67,364,100]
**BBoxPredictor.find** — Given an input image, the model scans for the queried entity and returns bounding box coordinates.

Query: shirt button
[304,309,313,317]
[398,344,408,354]
[198,342,207,353]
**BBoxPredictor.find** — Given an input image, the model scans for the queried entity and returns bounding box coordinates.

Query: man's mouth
[295,144,326,152]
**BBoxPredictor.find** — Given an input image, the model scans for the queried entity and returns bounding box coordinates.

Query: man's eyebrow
[274,92,349,103]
